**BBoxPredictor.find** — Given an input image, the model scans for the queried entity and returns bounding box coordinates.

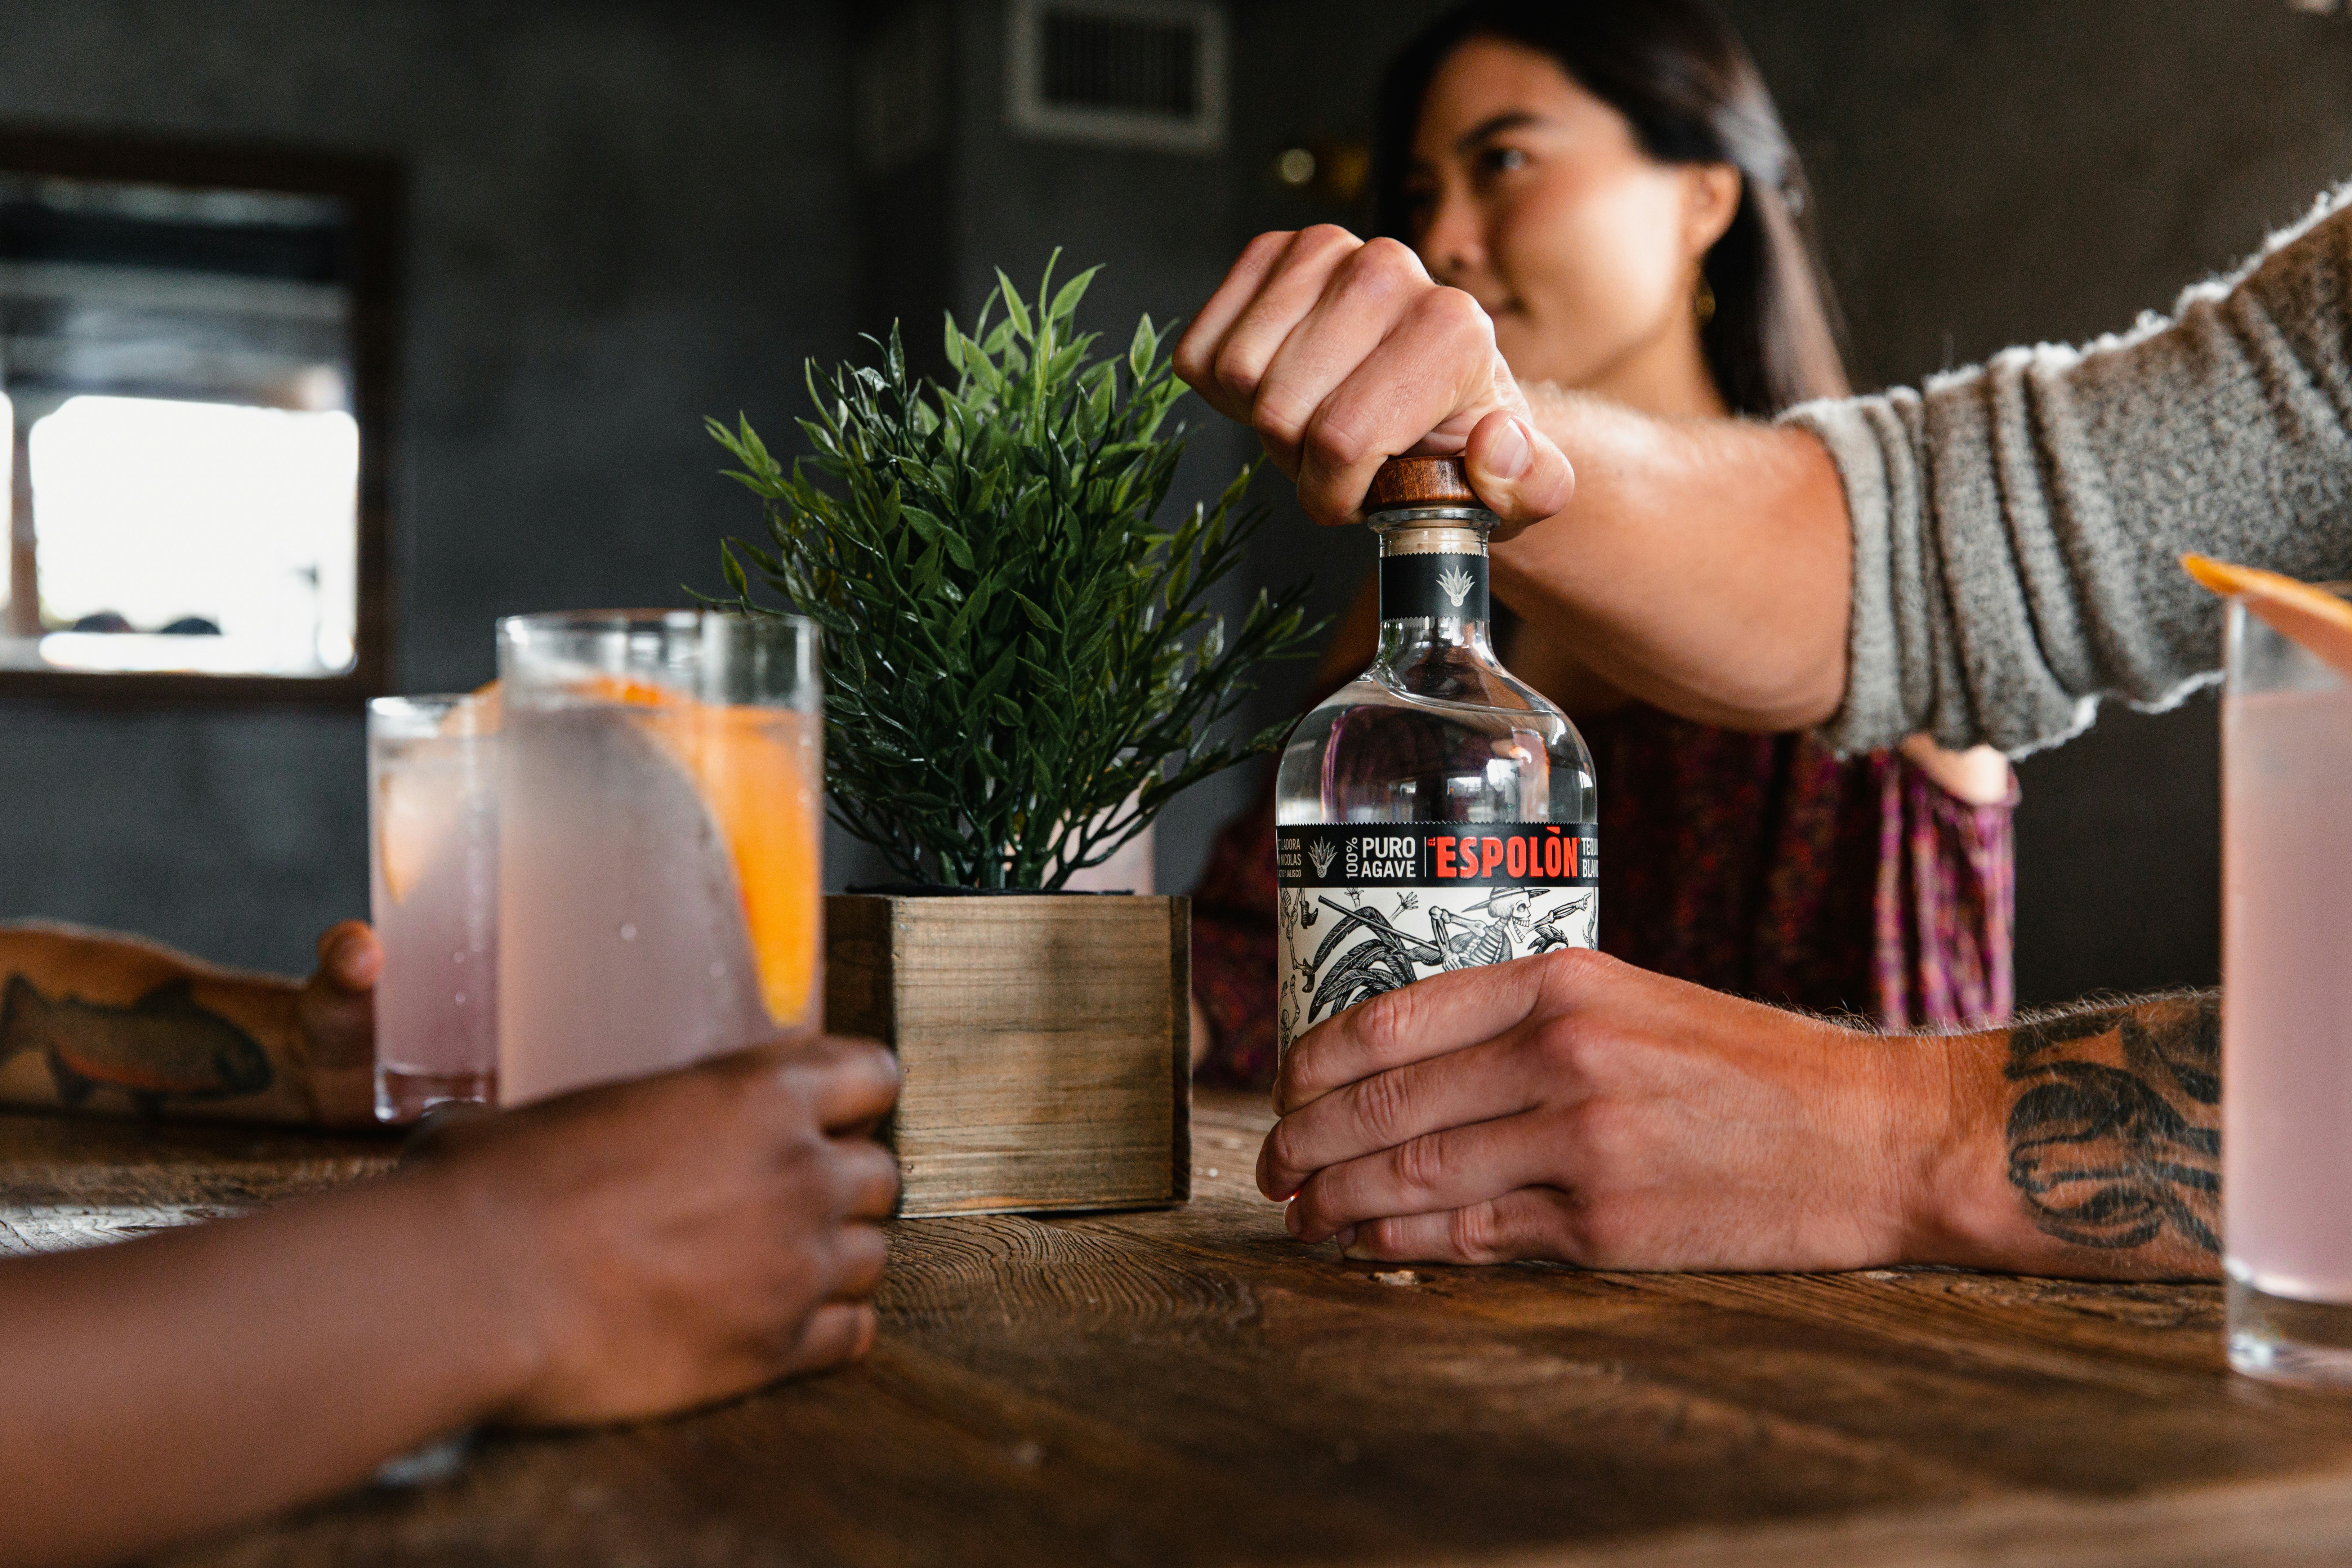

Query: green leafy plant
[709,256,1322,890]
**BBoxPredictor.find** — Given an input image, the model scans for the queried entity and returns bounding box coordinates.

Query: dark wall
[5,0,2350,1005]
[0,0,858,971]
[1227,0,2352,1006]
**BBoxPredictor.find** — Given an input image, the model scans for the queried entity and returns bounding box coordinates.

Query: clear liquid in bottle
[1274,456,1598,1055]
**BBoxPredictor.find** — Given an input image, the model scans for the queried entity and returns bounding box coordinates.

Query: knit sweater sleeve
[1784,188,2352,757]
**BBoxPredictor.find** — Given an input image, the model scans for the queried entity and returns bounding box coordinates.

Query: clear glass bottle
[1274,455,1598,1055]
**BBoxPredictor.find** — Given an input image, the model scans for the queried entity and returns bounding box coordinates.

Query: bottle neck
[1373,513,1494,651]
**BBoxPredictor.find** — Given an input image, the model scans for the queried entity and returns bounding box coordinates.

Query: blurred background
[1,0,2348,1004]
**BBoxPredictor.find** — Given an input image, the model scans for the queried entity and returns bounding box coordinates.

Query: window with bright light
[0,147,393,694]
[26,396,358,675]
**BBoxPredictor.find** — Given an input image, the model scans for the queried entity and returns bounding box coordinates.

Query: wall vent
[1007,0,1226,154]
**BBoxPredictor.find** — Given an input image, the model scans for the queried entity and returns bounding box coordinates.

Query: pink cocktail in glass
[2224,592,2352,1381]
[494,611,822,1107]
[368,693,499,1120]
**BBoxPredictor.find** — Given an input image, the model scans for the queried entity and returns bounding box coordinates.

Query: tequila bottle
[1275,455,1598,1055]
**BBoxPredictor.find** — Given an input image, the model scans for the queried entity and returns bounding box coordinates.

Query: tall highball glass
[2224,589,2352,1382]
[368,693,500,1121]
[495,610,822,1106]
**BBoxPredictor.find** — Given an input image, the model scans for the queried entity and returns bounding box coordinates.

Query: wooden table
[7,1091,2352,1567]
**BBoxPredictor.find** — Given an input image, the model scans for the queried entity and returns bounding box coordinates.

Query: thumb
[316,920,382,993]
[1463,411,1573,536]
[297,922,379,1122]
[299,920,378,1072]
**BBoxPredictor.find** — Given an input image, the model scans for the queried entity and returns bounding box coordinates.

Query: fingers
[767,1035,901,1131]
[778,1301,878,1377]
[1258,1027,1559,1200]
[1173,229,1290,381]
[1178,228,1565,527]
[1277,948,1608,1115]
[1286,1110,1560,1243]
[1462,408,1575,536]
[826,1219,890,1300]
[1174,228,1311,423]
[1337,1188,1585,1266]
[296,922,380,1084]
[830,1136,902,1221]
[1290,283,1509,525]
[1206,229,1367,479]
[314,919,381,991]
[1242,236,1424,475]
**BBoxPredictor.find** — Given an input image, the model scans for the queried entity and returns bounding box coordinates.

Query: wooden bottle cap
[1366,454,1481,510]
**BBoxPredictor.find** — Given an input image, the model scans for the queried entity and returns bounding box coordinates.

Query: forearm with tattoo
[1996,992,2221,1270]
[0,925,361,1125]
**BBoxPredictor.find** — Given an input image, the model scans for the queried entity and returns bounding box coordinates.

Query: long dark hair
[1374,0,1849,417]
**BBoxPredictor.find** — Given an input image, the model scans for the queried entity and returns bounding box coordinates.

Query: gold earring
[1695,274,1717,326]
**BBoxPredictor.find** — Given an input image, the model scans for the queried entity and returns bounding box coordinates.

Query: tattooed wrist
[0,971,278,1118]
[2001,992,2220,1261]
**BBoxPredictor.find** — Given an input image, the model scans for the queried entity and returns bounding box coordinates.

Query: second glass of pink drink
[495,611,822,1105]
[2224,589,2352,1382]
[368,693,500,1120]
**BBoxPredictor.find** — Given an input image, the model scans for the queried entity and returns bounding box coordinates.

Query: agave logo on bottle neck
[1378,550,1490,623]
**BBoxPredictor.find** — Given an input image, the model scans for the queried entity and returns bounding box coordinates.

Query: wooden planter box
[824,893,1191,1217]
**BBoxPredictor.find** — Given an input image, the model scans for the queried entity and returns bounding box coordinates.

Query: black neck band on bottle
[1379,550,1489,623]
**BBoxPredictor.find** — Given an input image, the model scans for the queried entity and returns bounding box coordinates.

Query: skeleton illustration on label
[1275,825,1599,1053]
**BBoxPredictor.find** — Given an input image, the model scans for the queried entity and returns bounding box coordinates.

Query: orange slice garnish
[2183,554,2352,680]
[577,674,821,1028]
[376,688,497,905]
[684,705,822,1028]
[377,768,454,906]
[462,679,501,733]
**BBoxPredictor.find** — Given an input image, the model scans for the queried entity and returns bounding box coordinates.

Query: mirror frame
[0,125,398,707]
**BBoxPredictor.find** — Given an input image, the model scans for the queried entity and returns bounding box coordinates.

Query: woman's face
[1402,37,1740,397]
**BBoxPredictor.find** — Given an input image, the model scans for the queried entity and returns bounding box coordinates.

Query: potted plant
[709,256,1319,1216]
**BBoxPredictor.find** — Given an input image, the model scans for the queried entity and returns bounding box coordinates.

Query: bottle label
[1379,552,1489,621]
[1274,825,1598,1054]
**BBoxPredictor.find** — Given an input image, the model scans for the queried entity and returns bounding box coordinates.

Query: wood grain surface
[0,1108,396,1256]
[826,894,1189,1216]
[4,1094,2350,1566]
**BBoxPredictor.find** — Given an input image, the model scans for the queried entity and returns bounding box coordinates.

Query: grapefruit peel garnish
[2182,554,2352,681]
[375,687,498,906]
[376,770,454,907]
[577,674,820,1028]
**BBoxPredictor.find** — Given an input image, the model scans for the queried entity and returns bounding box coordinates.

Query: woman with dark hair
[1189,0,2016,1089]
